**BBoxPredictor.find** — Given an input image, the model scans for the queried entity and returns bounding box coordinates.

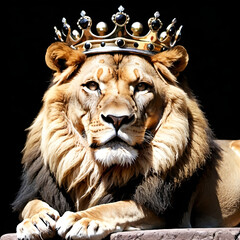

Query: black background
[2,0,239,235]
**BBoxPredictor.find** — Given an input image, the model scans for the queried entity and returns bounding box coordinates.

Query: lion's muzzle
[91,113,139,167]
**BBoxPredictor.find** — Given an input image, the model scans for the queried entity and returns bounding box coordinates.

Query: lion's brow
[96,66,117,83]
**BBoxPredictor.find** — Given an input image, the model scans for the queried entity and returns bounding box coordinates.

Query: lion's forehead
[80,54,154,83]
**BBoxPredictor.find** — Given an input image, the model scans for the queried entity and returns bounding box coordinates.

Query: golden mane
[21,43,213,212]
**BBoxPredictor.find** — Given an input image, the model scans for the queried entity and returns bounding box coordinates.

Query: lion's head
[22,42,212,210]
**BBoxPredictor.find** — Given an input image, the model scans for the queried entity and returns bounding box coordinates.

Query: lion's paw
[56,211,119,240]
[16,209,60,240]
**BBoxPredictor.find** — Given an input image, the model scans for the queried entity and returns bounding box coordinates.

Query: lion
[12,42,240,240]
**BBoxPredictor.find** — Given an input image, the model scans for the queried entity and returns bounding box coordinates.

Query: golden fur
[14,42,240,240]
[26,44,209,208]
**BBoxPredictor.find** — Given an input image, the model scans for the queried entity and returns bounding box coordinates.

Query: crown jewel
[54,6,182,56]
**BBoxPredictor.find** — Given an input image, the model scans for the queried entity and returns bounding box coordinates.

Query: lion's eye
[135,82,150,92]
[85,81,99,91]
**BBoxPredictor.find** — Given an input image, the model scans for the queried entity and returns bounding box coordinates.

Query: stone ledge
[0,234,17,240]
[110,228,240,240]
[1,228,240,240]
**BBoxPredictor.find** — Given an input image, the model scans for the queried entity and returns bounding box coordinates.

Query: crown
[54,6,182,56]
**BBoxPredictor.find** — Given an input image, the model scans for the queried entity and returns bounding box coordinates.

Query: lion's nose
[101,114,135,132]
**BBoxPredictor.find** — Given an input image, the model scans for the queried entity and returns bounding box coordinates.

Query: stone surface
[110,228,240,240]
[1,228,240,240]
[0,234,17,240]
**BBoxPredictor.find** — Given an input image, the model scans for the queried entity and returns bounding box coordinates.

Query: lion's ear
[45,42,86,73]
[151,45,189,82]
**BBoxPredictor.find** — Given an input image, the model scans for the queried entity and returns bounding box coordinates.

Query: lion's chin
[94,141,138,167]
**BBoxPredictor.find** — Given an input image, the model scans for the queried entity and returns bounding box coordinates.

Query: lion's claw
[56,211,118,240]
[16,209,60,240]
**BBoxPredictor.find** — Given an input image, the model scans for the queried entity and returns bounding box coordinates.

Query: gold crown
[54,6,182,56]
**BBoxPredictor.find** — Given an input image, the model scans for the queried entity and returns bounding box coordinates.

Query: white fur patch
[94,142,138,167]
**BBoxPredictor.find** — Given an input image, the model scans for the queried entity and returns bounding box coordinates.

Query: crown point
[54,26,63,41]
[131,22,143,36]
[176,25,183,42]
[112,6,129,27]
[77,13,92,30]
[72,30,80,40]
[166,18,177,37]
[159,31,167,41]
[61,18,70,37]
[96,22,108,36]
[148,13,162,31]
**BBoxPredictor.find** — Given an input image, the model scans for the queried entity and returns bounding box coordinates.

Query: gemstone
[79,18,89,29]
[151,19,161,31]
[116,39,125,47]
[168,26,176,36]
[84,42,91,50]
[118,5,125,12]
[115,13,127,25]
[134,42,139,48]
[80,10,86,17]
[147,43,154,51]
[154,11,160,18]
[160,47,167,52]
[62,25,69,36]
[101,42,105,47]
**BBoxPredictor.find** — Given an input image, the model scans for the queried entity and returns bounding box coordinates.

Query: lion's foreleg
[57,200,164,240]
[17,199,60,240]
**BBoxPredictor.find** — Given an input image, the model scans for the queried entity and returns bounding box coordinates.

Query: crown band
[54,6,182,56]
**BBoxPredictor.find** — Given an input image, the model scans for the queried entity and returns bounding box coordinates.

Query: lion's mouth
[92,138,139,167]
[90,136,128,149]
